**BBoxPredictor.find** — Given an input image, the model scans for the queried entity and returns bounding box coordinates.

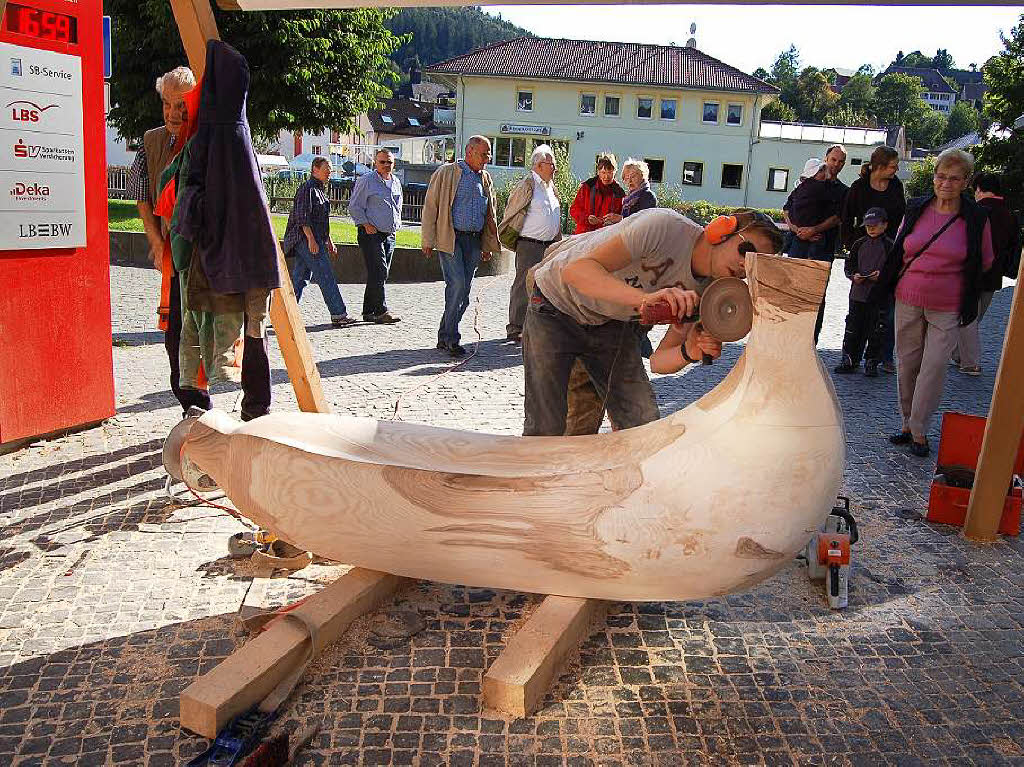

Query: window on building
[644,158,665,183]
[767,167,789,192]
[311,145,322,155]
[381,114,394,125]
[407,117,420,126]
[491,136,528,168]
[660,99,677,120]
[727,104,743,125]
[637,97,653,119]
[722,164,743,189]
[702,102,720,123]
[580,94,597,116]
[682,161,703,186]
[517,90,533,111]
[604,95,620,116]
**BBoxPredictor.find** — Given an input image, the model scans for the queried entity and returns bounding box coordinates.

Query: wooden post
[180,569,405,738]
[168,0,330,414]
[964,259,1024,540]
[482,596,605,718]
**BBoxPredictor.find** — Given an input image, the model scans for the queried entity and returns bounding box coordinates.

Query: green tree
[106,2,402,142]
[945,100,981,142]
[823,104,876,128]
[753,67,771,82]
[761,99,797,122]
[791,68,840,123]
[899,50,933,68]
[770,45,801,85]
[873,72,930,128]
[976,14,1024,205]
[912,110,948,148]
[386,7,528,71]
[839,73,876,114]
[906,155,937,197]
[932,48,956,70]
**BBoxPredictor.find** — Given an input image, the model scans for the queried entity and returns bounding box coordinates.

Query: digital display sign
[3,4,78,45]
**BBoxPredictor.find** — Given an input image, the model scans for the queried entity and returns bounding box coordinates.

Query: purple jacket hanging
[176,40,280,295]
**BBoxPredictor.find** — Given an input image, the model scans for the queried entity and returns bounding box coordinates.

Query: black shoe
[889,430,913,445]
[909,439,930,457]
[366,311,401,324]
[834,355,857,374]
[436,341,448,351]
[506,332,522,343]
[448,344,467,357]
[864,361,879,378]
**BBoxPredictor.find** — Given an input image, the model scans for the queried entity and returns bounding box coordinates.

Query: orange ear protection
[705,215,739,245]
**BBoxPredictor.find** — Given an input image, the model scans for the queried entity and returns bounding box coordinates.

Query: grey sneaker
[331,315,356,327]
[959,365,982,376]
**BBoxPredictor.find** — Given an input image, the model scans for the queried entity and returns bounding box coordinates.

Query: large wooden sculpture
[180,253,842,601]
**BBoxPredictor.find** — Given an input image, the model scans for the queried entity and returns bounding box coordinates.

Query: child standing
[835,207,894,377]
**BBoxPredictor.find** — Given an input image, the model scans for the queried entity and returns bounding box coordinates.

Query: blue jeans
[289,237,347,318]
[437,232,482,346]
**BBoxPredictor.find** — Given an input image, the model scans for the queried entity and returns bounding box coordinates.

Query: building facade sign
[1,42,86,250]
[499,123,551,136]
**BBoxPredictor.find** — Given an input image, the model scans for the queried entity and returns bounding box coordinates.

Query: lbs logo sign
[9,181,51,202]
[6,100,59,123]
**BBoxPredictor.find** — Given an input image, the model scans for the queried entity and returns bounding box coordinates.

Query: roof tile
[426,37,778,95]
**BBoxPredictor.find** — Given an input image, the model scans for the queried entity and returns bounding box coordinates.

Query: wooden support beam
[964,260,1024,540]
[169,0,330,414]
[482,596,605,718]
[180,568,405,738]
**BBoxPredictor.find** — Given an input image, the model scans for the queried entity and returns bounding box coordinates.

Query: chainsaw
[804,496,859,609]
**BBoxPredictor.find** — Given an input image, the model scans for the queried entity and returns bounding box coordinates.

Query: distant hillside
[386,7,530,71]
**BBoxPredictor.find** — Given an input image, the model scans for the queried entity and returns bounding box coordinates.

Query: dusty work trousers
[953,291,995,369]
[895,300,959,439]
[522,290,659,436]
[506,238,551,337]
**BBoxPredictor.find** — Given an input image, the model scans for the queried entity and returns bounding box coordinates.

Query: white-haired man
[421,136,501,356]
[124,65,211,416]
[498,143,562,342]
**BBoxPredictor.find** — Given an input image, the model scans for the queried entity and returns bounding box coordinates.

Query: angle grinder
[162,406,218,492]
[638,277,753,364]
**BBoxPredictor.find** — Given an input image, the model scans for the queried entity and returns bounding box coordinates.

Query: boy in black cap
[835,207,894,377]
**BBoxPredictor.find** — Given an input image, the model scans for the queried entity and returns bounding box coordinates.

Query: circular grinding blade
[162,415,198,482]
[699,278,753,342]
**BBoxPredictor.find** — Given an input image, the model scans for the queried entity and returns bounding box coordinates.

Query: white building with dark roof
[426,36,781,208]
[879,67,957,114]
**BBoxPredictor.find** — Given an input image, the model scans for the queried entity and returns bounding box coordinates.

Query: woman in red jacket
[569,153,625,234]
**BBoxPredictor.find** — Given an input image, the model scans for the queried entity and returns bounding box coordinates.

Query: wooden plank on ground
[482,596,605,718]
[180,568,405,738]
[169,0,330,414]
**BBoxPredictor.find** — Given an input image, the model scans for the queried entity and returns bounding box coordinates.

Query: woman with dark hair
[842,146,905,247]
[841,145,906,372]
[885,149,995,457]
[568,153,625,234]
[953,172,1019,374]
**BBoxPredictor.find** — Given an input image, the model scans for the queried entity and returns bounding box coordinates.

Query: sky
[484,4,1021,76]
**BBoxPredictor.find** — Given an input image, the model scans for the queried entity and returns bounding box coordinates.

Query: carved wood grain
[183,253,845,601]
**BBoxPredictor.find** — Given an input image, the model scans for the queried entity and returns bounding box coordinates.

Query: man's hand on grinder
[682,323,722,363]
[639,287,699,321]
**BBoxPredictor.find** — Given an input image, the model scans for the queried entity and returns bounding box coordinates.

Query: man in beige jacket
[422,136,501,356]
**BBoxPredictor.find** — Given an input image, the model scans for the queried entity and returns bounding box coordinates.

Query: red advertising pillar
[0,0,114,445]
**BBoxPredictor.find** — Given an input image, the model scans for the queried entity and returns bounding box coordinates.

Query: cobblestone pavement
[1,264,1022,766]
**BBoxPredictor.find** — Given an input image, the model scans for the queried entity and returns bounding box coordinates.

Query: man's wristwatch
[681,345,699,365]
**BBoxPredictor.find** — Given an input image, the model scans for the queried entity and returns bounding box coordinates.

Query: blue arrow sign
[102,16,112,79]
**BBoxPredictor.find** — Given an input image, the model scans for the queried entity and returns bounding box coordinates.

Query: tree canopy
[385,7,529,70]
[945,100,981,143]
[977,14,1024,205]
[106,1,402,141]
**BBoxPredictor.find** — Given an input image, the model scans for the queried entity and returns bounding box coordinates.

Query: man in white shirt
[499,144,562,342]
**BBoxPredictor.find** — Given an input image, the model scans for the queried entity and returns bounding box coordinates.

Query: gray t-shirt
[533,208,707,325]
